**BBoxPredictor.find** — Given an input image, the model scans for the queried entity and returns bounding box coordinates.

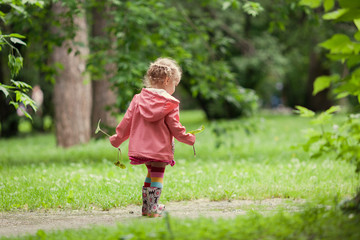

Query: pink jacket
[109,88,195,161]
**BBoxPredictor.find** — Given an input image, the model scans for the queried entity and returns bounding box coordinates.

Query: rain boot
[148,187,165,217]
[142,187,149,216]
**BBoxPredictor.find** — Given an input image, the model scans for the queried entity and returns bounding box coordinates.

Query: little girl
[109,57,195,217]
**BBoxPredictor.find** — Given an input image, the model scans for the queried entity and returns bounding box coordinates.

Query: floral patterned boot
[148,187,165,217]
[142,187,149,216]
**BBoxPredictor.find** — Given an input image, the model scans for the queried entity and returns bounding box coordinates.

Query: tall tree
[90,2,117,136]
[107,0,261,120]
[51,2,91,147]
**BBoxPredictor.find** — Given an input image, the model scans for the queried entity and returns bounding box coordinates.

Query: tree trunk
[91,4,118,137]
[305,50,332,111]
[51,3,92,148]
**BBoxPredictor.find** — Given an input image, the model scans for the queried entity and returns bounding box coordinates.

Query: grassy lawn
[1,110,360,239]
[0,111,358,211]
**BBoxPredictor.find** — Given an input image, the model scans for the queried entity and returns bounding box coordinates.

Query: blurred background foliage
[1,0,360,217]
[0,0,358,137]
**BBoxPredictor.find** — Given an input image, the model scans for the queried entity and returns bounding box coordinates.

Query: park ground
[1,111,359,239]
[0,198,304,237]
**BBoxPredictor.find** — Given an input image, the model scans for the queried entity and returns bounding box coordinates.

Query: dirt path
[0,198,304,238]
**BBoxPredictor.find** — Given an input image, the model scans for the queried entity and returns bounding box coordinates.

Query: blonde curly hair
[144,58,182,88]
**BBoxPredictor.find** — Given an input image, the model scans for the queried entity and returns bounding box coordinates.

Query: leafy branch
[296,0,360,172]
[0,34,37,120]
[0,2,43,120]
[297,0,360,213]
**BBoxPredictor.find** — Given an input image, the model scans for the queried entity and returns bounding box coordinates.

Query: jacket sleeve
[165,107,196,145]
[109,97,135,148]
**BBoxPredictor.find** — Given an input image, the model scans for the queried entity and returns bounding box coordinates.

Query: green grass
[0,111,358,211]
[2,206,360,240]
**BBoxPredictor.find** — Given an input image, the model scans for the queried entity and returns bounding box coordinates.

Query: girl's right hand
[109,134,120,148]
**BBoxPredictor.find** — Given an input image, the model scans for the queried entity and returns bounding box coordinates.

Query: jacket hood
[138,88,180,122]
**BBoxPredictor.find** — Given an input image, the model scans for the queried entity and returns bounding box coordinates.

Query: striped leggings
[144,162,166,189]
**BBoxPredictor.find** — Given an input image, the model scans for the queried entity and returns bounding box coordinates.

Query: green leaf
[114,148,126,169]
[336,92,350,99]
[323,9,348,20]
[34,1,45,8]
[20,108,33,121]
[311,152,323,159]
[325,105,341,114]
[325,53,350,62]
[114,160,126,169]
[303,135,321,152]
[9,4,26,15]
[355,31,360,41]
[9,33,26,39]
[16,91,37,111]
[242,1,264,16]
[221,0,240,10]
[222,1,231,10]
[323,0,335,12]
[339,0,360,9]
[188,125,205,135]
[9,101,19,109]
[0,85,10,97]
[95,119,101,134]
[337,9,360,22]
[313,75,339,95]
[299,0,322,8]
[347,55,360,68]
[15,90,22,102]
[313,76,331,95]
[325,9,360,22]
[319,34,354,54]
[10,80,31,90]
[295,106,315,118]
[10,37,27,46]
[355,19,360,30]
[36,229,47,239]
[312,112,333,125]
[8,55,23,77]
